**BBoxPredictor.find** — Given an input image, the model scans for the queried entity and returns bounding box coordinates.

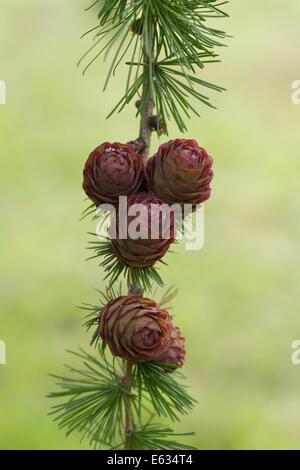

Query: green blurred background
[1,0,300,450]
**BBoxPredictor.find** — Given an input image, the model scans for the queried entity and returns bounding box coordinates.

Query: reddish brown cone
[145,139,213,210]
[99,295,173,363]
[83,142,144,206]
[154,323,186,372]
[109,193,175,269]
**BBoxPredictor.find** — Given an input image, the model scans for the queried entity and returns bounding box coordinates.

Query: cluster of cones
[82,138,214,370]
[83,139,213,269]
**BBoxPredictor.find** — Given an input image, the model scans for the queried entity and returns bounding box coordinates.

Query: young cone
[99,295,173,363]
[83,142,144,206]
[154,323,186,373]
[146,139,213,211]
[109,193,175,269]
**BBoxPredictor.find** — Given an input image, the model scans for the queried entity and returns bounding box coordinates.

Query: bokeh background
[1,0,300,450]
